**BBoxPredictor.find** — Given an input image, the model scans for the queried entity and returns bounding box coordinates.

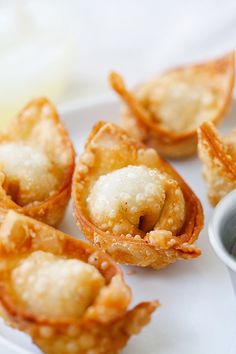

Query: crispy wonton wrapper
[0,210,158,354]
[109,52,235,159]
[73,122,203,269]
[0,98,75,226]
[198,121,236,206]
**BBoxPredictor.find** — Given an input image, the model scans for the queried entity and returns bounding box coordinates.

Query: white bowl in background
[209,189,236,289]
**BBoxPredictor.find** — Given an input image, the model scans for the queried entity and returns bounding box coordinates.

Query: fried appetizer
[72,122,203,269]
[0,98,75,226]
[0,210,157,354]
[109,52,235,159]
[198,121,236,206]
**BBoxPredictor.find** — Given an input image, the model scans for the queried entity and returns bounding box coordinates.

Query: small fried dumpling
[0,210,158,354]
[198,121,236,206]
[0,98,75,226]
[109,52,235,159]
[72,122,203,269]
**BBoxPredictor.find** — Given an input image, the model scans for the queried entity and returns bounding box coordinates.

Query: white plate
[0,96,236,354]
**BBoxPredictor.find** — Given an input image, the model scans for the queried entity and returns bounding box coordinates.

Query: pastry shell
[0,98,75,226]
[109,52,235,159]
[0,210,158,354]
[198,121,236,206]
[73,121,204,269]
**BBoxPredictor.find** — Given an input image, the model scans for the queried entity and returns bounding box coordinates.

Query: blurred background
[1,0,236,126]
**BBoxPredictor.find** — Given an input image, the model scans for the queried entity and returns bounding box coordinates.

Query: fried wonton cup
[73,122,203,269]
[0,98,75,226]
[0,210,157,354]
[198,121,236,206]
[109,52,235,159]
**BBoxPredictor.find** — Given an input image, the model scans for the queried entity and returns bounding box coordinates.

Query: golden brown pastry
[0,98,75,226]
[72,121,203,269]
[0,210,158,354]
[198,121,236,206]
[109,52,235,159]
